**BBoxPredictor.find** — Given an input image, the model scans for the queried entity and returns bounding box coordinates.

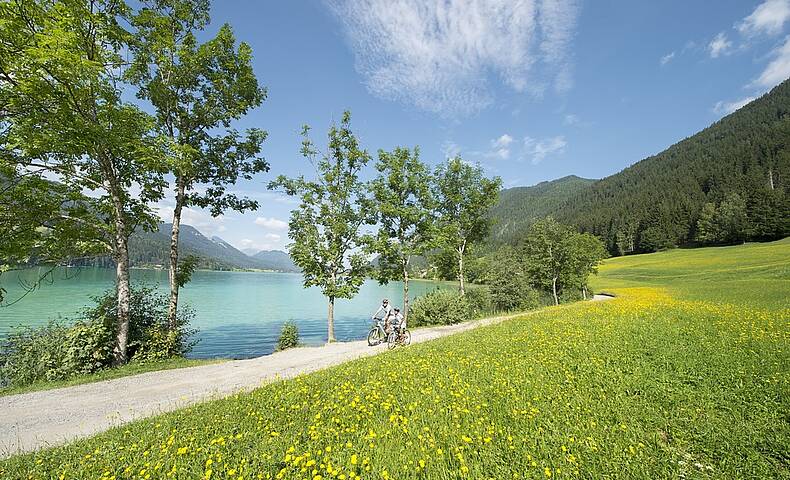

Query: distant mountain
[252,250,298,272]
[127,224,298,272]
[489,79,790,253]
[489,175,596,244]
[241,248,260,256]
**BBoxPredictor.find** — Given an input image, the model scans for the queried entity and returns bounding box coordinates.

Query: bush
[464,286,492,317]
[0,284,197,387]
[276,321,300,351]
[409,290,471,327]
[489,273,541,312]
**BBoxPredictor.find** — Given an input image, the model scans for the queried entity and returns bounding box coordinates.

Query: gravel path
[0,295,613,458]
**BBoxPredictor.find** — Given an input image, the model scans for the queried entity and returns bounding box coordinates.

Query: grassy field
[1,240,788,479]
[591,238,790,309]
[0,358,227,398]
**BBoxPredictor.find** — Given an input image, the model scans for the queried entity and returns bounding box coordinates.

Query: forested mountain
[489,175,596,244]
[491,79,790,254]
[124,224,298,271]
[252,250,298,272]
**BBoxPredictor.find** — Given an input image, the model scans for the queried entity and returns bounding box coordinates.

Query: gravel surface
[0,295,613,457]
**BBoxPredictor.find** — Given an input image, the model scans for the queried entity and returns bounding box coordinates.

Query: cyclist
[371,298,393,330]
[391,307,406,339]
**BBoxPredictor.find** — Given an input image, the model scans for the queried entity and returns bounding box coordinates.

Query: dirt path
[0,295,613,458]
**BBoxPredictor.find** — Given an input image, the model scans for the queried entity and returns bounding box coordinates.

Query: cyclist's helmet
[382,298,389,305]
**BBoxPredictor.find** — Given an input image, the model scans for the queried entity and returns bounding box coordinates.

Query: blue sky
[161,0,790,253]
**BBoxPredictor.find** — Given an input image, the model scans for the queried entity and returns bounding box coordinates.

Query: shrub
[276,321,300,351]
[464,286,492,317]
[0,284,197,387]
[409,290,471,327]
[489,273,541,312]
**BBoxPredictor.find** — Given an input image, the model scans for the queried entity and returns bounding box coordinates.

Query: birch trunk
[402,257,410,322]
[327,295,336,343]
[458,241,466,296]
[552,276,559,306]
[167,180,186,329]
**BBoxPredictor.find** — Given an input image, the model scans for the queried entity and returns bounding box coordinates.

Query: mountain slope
[489,175,596,244]
[490,79,790,253]
[128,224,297,271]
[253,250,298,272]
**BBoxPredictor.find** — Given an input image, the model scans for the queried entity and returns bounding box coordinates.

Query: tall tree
[128,0,268,328]
[522,217,572,306]
[269,112,373,342]
[0,0,166,364]
[566,232,608,300]
[367,147,434,321]
[433,157,501,295]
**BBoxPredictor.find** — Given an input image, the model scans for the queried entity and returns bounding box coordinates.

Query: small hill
[489,175,596,244]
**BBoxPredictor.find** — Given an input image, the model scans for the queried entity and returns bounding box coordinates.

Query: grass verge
[0,357,226,398]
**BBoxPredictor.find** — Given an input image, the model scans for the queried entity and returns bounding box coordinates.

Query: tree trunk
[110,189,131,366]
[403,257,410,323]
[552,276,559,306]
[167,179,185,329]
[458,242,466,296]
[582,285,587,300]
[327,295,336,343]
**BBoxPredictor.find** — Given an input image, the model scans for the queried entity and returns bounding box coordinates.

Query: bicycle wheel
[402,329,411,346]
[367,327,383,346]
[387,332,398,350]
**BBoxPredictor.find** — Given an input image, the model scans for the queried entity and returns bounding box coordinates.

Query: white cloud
[752,35,790,87]
[488,134,514,159]
[327,0,580,116]
[712,96,757,115]
[737,0,790,36]
[523,135,567,164]
[708,32,733,58]
[239,234,286,252]
[660,51,675,65]
[563,113,580,125]
[254,216,288,231]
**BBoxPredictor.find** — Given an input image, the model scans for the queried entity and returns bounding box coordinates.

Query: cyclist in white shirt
[372,298,393,328]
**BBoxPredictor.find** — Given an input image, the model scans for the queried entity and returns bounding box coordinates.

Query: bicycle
[387,328,411,349]
[367,317,390,346]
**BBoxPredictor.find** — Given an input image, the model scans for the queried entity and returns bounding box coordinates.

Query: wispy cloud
[752,35,790,87]
[660,51,675,66]
[708,32,733,58]
[327,0,580,117]
[712,96,756,115]
[737,0,790,36]
[523,136,567,164]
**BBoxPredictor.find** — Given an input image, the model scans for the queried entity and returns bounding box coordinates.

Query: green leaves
[367,146,434,284]
[433,157,502,292]
[269,112,373,301]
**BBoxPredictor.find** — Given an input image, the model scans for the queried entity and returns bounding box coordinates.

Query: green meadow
[2,240,788,479]
[591,237,790,309]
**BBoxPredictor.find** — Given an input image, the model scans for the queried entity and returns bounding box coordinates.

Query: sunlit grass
[1,240,788,478]
[591,237,790,309]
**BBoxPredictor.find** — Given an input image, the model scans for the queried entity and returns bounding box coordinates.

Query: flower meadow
[2,285,788,479]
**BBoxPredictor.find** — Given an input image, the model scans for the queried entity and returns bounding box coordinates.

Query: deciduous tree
[269,112,373,342]
[367,147,434,321]
[129,0,268,329]
[0,0,166,364]
[433,157,500,295]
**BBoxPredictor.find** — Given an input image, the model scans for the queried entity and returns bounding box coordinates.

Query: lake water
[0,267,447,359]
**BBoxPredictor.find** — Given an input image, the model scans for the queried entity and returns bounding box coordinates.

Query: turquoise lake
[0,267,447,359]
